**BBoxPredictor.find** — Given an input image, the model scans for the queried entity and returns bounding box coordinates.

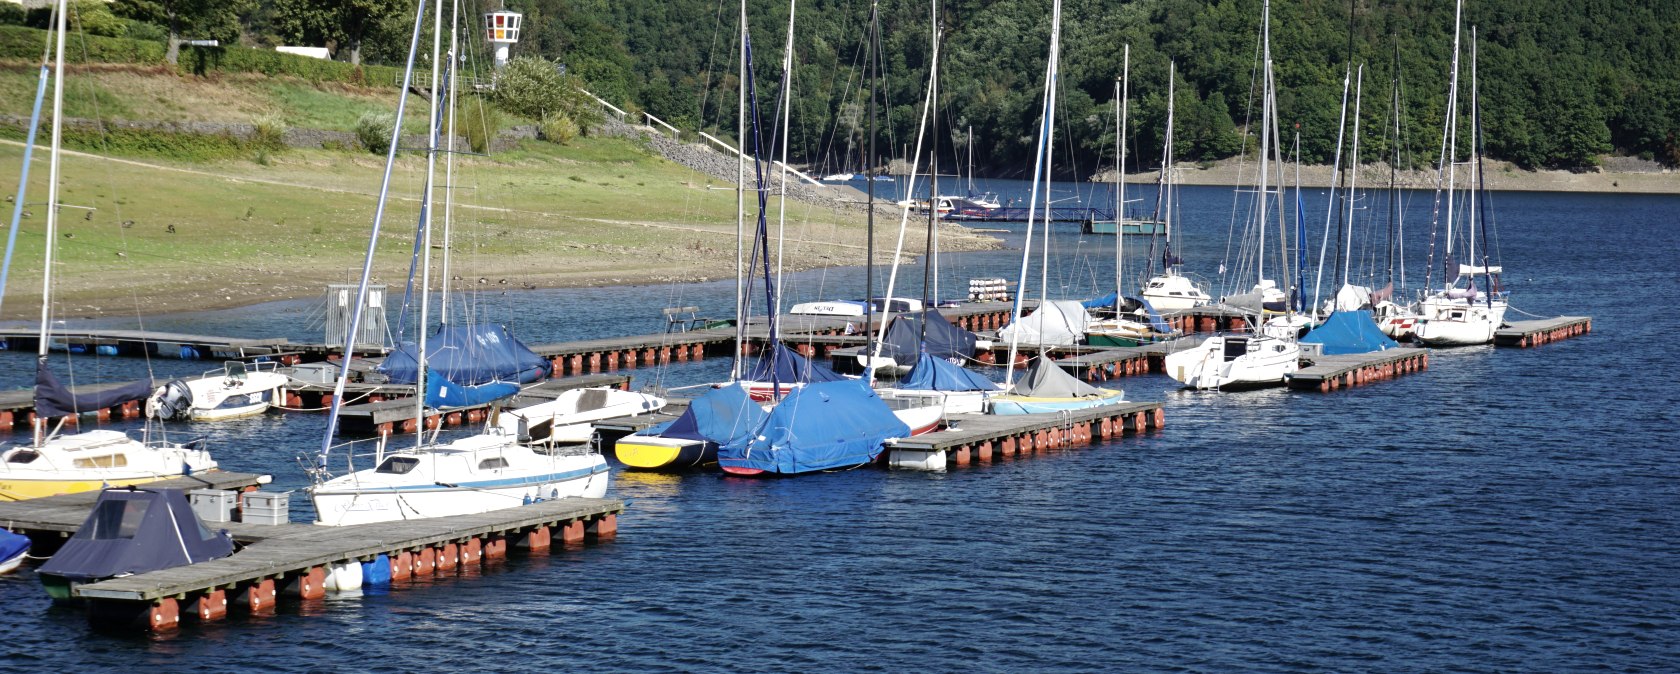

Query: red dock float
[1495,316,1592,348]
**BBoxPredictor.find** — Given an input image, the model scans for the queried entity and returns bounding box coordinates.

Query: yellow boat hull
[0,475,171,502]
[615,436,711,470]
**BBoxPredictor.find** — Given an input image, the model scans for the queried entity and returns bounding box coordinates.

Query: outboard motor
[145,379,194,421]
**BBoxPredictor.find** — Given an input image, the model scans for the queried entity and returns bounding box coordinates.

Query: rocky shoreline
[1089,156,1680,194]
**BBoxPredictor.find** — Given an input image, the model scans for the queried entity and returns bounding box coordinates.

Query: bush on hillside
[0,25,164,63]
[456,97,500,154]
[491,56,603,132]
[251,114,287,151]
[539,111,579,145]
[355,112,395,155]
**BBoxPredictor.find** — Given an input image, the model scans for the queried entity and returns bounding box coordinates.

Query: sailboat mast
[923,19,938,321]
[412,0,445,446]
[1314,69,1351,315]
[1114,45,1129,306]
[774,0,797,318]
[732,0,747,382]
[1003,0,1060,387]
[1388,41,1401,293]
[1161,63,1175,275]
[864,1,877,369]
[33,0,67,447]
[1342,64,1364,288]
[1255,0,1271,294]
[1038,1,1062,315]
[439,0,460,327]
[1442,0,1463,285]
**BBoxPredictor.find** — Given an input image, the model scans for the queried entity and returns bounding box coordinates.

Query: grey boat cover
[1011,356,1103,398]
[1221,292,1266,315]
[38,488,234,584]
[35,359,153,419]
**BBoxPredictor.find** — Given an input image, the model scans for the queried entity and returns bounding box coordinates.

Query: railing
[695,132,822,186]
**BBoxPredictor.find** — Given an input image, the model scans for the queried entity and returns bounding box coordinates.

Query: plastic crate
[188,489,238,523]
[240,490,291,525]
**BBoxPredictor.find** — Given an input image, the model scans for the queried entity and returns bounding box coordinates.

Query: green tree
[269,0,404,65]
[111,0,250,62]
[491,55,602,130]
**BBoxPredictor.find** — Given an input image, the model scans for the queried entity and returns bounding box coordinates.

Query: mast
[1003,0,1060,387]
[1313,69,1351,315]
[33,0,67,447]
[1441,0,1463,288]
[319,0,430,466]
[923,12,939,322]
[1255,0,1271,294]
[774,0,797,317]
[1471,26,1493,307]
[1387,40,1401,293]
[1114,46,1129,307]
[412,0,444,447]
[439,0,460,326]
[731,0,747,382]
[863,1,877,370]
[1341,64,1364,288]
[1160,63,1176,277]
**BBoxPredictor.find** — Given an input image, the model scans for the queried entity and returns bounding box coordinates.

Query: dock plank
[890,401,1163,451]
[1494,316,1592,347]
[0,471,270,535]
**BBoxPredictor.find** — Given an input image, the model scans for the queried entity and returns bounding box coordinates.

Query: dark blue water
[1,185,1677,671]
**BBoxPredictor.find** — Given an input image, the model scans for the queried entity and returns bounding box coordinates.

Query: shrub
[355,112,395,155]
[0,25,164,63]
[491,56,603,132]
[251,114,287,151]
[456,96,500,153]
[539,111,579,145]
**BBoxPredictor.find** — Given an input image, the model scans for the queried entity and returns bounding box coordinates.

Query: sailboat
[308,0,606,525]
[1137,63,1212,312]
[1088,49,1178,347]
[0,1,219,501]
[1164,0,1301,390]
[1413,10,1507,346]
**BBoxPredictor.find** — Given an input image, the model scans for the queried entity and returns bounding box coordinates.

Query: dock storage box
[188,489,238,523]
[241,491,291,525]
[289,362,338,384]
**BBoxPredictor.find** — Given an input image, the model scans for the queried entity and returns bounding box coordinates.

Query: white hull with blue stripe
[310,429,610,526]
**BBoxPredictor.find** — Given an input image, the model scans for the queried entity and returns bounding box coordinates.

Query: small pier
[0,472,269,538]
[1495,317,1592,348]
[333,373,632,436]
[885,401,1164,469]
[1285,348,1431,392]
[0,328,296,360]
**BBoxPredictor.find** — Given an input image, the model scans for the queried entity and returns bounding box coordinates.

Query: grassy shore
[0,134,998,320]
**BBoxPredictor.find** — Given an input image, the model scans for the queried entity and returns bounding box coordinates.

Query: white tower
[485,9,522,68]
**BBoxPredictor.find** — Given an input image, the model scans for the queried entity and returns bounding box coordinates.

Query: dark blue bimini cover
[1135,298,1173,334]
[718,380,909,474]
[1081,292,1119,309]
[878,308,979,365]
[38,488,233,584]
[1301,309,1399,355]
[653,383,767,446]
[379,323,550,386]
[0,528,28,563]
[899,353,999,391]
[34,360,152,419]
[743,342,845,384]
[425,368,520,409]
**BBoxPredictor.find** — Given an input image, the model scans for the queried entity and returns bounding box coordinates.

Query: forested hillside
[7,0,1677,175]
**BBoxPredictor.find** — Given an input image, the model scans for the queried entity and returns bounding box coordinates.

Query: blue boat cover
[0,528,27,564]
[899,352,999,391]
[718,379,909,474]
[1083,295,1171,333]
[1301,309,1400,355]
[379,323,550,386]
[35,359,152,419]
[1081,292,1119,309]
[37,488,233,584]
[743,342,845,384]
[651,383,767,446]
[425,368,520,409]
[878,308,979,365]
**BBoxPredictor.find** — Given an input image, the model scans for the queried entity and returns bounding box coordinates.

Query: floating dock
[1495,317,1592,348]
[884,401,1164,470]
[332,373,633,436]
[1285,348,1430,392]
[0,328,296,360]
[0,472,621,633]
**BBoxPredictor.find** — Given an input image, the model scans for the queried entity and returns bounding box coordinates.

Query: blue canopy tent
[37,488,233,599]
[1301,310,1400,355]
[378,323,550,386]
[718,380,909,474]
[899,352,999,392]
[877,308,979,366]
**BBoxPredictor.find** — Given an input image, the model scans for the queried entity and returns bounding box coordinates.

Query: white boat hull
[1141,273,1211,311]
[877,388,990,415]
[497,388,665,446]
[1164,335,1299,390]
[1413,296,1507,346]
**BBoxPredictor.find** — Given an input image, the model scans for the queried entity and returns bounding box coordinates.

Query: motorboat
[1163,334,1299,390]
[0,429,218,501]
[1141,271,1211,310]
[36,487,234,599]
[495,387,665,446]
[148,361,291,421]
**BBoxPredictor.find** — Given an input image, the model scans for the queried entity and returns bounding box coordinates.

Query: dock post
[289,567,327,600]
[586,514,618,539]
[239,578,278,614]
[484,535,508,561]
[559,520,585,545]
[522,525,552,551]
[462,537,484,564]
[148,598,181,631]
[568,354,583,375]
[690,343,705,360]
[190,589,228,621]
[623,350,637,368]
[437,543,459,571]
[391,551,414,580]
[1152,407,1165,429]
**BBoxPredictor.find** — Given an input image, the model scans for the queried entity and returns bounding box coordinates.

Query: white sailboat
[1165,0,1300,390]
[1414,11,1507,346]
[1139,63,1212,312]
[0,0,218,501]
[308,0,606,525]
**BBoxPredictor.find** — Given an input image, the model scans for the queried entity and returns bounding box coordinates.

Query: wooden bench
[662,306,715,333]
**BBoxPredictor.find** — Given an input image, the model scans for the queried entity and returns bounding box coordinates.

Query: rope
[1504,305,1556,320]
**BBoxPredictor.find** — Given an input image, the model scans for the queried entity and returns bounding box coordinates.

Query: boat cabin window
[73,454,127,469]
[1450,311,1464,320]
[224,361,249,380]
[375,456,420,474]
[1222,338,1250,362]
[87,499,149,539]
[478,457,509,470]
[5,449,40,464]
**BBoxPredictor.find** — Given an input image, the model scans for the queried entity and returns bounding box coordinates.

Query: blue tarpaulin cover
[424,368,519,409]
[0,528,28,564]
[649,383,767,447]
[38,488,233,584]
[878,308,979,365]
[899,352,999,391]
[34,359,152,419]
[1301,309,1400,355]
[379,323,550,386]
[718,379,909,474]
[743,342,845,384]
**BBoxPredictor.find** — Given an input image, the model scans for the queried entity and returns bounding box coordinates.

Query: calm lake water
[1,183,1676,671]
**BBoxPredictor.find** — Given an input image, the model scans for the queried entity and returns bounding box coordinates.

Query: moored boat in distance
[496,387,665,447]
[148,361,290,421]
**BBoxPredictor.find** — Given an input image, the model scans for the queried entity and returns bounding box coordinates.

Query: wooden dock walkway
[1495,317,1591,348]
[1285,348,1431,392]
[884,401,1164,469]
[0,471,270,537]
[0,328,294,360]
